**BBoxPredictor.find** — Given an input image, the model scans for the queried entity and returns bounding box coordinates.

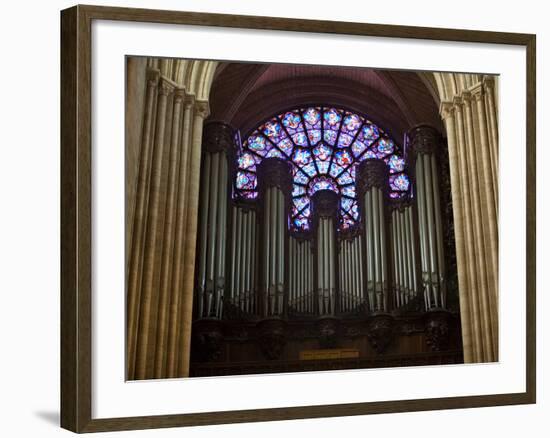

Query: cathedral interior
[125,58,499,380]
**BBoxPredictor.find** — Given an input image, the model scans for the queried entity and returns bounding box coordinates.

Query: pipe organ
[229,206,257,314]
[258,159,292,317]
[338,234,365,314]
[357,160,390,313]
[195,122,231,319]
[391,202,418,308]
[408,126,447,310]
[194,123,451,322]
[288,237,314,315]
[312,191,339,315]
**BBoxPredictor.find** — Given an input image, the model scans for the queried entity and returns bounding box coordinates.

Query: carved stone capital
[158,77,175,97]
[146,68,160,88]
[202,121,235,153]
[482,75,496,90]
[194,99,210,119]
[452,96,464,112]
[173,87,186,103]
[461,90,473,103]
[257,158,293,194]
[184,93,196,111]
[470,83,485,101]
[439,101,454,121]
[356,159,389,194]
[407,125,440,157]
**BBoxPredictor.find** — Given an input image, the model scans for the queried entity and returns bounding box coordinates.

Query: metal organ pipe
[244,211,251,312]
[423,154,439,307]
[401,211,409,304]
[230,206,237,300]
[408,126,447,311]
[278,191,285,314]
[235,208,243,309]
[391,213,399,308]
[366,191,375,311]
[415,155,430,309]
[408,206,418,294]
[216,155,227,314]
[198,153,211,298]
[270,188,277,305]
[250,211,256,314]
[263,188,271,315]
[404,207,414,302]
[379,190,387,289]
[358,235,365,309]
[207,153,220,291]
[431,154,446,307]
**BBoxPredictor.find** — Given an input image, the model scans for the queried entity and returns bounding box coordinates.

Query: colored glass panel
[239,106,407,231]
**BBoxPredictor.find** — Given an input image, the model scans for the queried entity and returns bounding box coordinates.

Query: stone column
[177,100,210,377]
[357,159,389,313]
[440,103,473,362]
[126,68,160,379]
[440,86,499,363]
[133,76,175,380]
[165,97,195,377]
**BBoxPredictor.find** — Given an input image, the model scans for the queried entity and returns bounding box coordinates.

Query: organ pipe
[408,207,418,293]
[357,160,389,313]
[390,202,420,311]
[366,191,375,309]
[258,159,291,317]
[196,146,231,319]
[408,125,446,310]
[404,207,414,302]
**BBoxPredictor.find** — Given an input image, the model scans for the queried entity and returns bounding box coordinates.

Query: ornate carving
[184,93,196,111]
[389,197,412,212]
[222,298,258,321]
[439,101,454,121]
[202,121,235,153]
[174,88,186,104]
[317,317,340,348]
[366,314,395,354]
[191,319,223,362]
[257,319,287,360]
[311,190,339,218]
[146,68,160,88]
[158,77,175,97]
[470,83,485,101]
[194,99,210,119]
[356,159,389,194]
[407,125,440,158]
[257,158,293,194]
[338,223,363,241]
[425,311,451,351]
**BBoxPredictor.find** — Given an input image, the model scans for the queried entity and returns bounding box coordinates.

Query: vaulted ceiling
[208,62,443,146]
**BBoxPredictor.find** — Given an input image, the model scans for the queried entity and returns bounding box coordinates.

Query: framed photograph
[60,4,536,433]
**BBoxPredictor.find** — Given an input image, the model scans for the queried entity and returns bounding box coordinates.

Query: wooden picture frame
[60,4,536,433]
